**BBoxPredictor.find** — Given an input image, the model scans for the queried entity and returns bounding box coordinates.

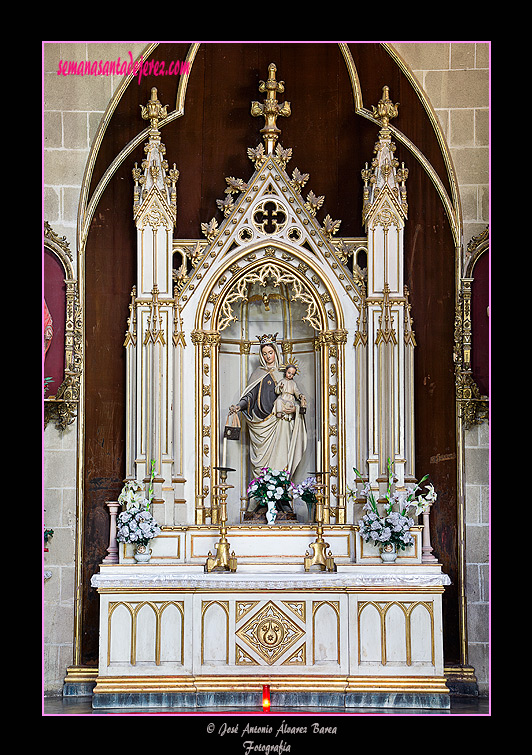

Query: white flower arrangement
[118,479,147,510]
[293,476,317,506]
[293,476,318,520]
[348,458,437,551]
[116,506,161,547]
[116,461,161,547]
[247,467,294,509]
[247,467,294,523]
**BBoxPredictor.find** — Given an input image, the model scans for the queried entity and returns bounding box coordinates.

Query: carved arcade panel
[43,221,82,431]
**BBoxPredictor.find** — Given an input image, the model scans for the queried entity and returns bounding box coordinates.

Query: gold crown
[256,333,279,345]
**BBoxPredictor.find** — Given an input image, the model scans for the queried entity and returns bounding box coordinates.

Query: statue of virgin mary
[229,334,307,479]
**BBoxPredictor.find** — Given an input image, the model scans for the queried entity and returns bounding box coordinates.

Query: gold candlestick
[205,467,237,573]
[304,472,336,572]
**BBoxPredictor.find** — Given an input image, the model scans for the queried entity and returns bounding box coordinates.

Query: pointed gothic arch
[196,241,348,333]
[190,241,352,525]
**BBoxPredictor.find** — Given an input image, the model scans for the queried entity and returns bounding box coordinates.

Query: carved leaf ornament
[217,261,321,332]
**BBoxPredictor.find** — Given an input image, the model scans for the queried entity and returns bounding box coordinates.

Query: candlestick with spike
[304,472,336,572]
[205,467,237,572]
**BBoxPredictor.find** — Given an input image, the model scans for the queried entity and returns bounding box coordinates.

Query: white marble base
[91,563,450,708]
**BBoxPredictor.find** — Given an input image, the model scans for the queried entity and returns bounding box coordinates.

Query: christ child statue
[274,364,307,419]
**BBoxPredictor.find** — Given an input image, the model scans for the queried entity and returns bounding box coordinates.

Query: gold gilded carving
[44,222,83,431]
[124,287,137,348]
[251,63,291,154]
[201,218,219,242]
[290,168,309,193]
[216,260,322,332]
[375,284,398,346]
[236,647,258,665]
[143,285,166,345]
[236,601,260,620]
[403,287,416,347]
[354,300,368,347]
[454,228,489,429]
[282,645,306,665]
[304,190,324,217]
[247,143,267,169]
[107,600,184,667]
[322,214,342,239]
[236,601,304,664]
[172,292,186,348]
[225,176,248,195]
[371,85,399,130]
[140,87,169,130]
[133,89,178,224]
[282,601,306,621]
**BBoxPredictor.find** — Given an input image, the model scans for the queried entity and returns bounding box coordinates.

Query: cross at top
[251,63,291,153]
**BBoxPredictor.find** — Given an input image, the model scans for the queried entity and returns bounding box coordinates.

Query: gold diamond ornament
[236,601,305,664]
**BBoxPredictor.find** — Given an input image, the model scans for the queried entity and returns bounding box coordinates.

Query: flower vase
[380,542,397,563]
[134,543,152,562]
[266,501,277,525]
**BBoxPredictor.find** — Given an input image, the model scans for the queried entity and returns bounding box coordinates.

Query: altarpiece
[91,66,451,709]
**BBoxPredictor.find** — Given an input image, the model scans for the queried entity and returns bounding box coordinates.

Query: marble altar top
[91,564,451,590]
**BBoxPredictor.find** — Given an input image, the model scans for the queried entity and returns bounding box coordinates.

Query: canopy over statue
[230,334,307,479]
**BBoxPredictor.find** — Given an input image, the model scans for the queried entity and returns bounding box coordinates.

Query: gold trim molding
[92,673,449,697]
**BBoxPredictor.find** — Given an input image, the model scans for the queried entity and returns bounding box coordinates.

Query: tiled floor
[44,695,490,716]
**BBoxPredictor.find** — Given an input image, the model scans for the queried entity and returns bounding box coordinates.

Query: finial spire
[371,85,399,132]
[140,87,169,132]
[133,89,178,216]
[251,63,291,154]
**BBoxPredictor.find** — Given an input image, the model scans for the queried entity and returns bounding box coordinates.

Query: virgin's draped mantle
[236,341,307,478]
